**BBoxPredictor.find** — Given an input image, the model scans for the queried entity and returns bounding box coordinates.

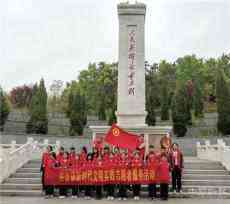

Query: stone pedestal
[90,125,172,152]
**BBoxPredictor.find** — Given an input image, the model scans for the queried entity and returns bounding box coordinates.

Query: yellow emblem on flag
[112,128,120,137]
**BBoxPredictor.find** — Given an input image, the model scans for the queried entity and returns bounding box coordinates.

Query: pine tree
[171,83,191,137]
[216,69,230,135]
[160,80,170,121]
[146,95,156,126]
[0,87,10,131]
[108,106,117,125]
[27,79,48,134]
[193,79,204,118]
[68,89,87,136]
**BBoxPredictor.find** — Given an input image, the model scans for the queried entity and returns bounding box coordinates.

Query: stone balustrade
[197,139,230,170]
[0,138,60,183]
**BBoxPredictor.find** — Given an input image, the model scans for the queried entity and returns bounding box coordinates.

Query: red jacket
[119,156,130,168]
[79,152,87,165]
[131,157,143,168]
[44,157,58,185]
[56,153,64,165]
[158,159,170,184]
[42,152,50,168]
[147,152,159,169]
[170,150,184,169]
[59,158,70,168]
[68,153,76,167]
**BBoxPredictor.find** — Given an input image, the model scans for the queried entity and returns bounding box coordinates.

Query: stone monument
[116,3,146,127]
[90,2,172,150]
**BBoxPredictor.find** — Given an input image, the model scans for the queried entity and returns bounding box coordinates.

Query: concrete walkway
[1,197,230,204]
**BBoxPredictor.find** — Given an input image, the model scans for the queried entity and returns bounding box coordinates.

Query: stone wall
[3,111,70,135]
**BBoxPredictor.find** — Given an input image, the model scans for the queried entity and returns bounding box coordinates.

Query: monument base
[116,112,147,127]
[90,125,172,153]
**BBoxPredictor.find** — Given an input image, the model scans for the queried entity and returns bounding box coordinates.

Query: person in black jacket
[169,143,184,193]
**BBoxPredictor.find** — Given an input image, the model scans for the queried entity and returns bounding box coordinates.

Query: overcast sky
[1,0,230,92]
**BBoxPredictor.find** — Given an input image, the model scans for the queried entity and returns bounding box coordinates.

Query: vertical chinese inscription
[127,26,137,96]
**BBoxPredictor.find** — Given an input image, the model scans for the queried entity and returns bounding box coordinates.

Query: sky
[1,0,230,92]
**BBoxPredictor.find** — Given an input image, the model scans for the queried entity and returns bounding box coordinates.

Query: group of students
[41,142,184,201]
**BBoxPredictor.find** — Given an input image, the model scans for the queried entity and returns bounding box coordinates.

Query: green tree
[160,80,169,121]
[216,68,230,135]
[146,95,156,126]
[68,87,87,136]
[193,79,204,117]
[145,64,159,126]
[158,60,176,120]
[172,83,191,137]
[27,79,48,134]
[0,87,10,131]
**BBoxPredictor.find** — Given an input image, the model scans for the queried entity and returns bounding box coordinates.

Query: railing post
[56,140,61,153]
[11,140,16,151]
[43,139,49,152]
[27,137,34,144]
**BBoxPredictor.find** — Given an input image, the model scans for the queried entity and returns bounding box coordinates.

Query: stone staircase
[1,157,230,198]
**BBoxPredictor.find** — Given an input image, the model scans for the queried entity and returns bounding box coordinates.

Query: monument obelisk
[116,3,147,127]
[90,2,172,150]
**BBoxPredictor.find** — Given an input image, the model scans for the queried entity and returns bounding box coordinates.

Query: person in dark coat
[170,143,184,193]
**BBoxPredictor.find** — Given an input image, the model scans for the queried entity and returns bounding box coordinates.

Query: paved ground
[1,197,230,204]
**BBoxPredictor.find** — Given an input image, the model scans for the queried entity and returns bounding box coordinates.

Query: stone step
[184,163,225,169]
[141,185,230,194]
[183,180,230,186]
[13,173,41,178]
[28,160,41,164]
[0,183,42,190]
[184,169,229,175]
[17,168,40,173]
[182,174,230,180]
[0,189,230,198]
[23,163,41,168]
[5,178,41,184]
[0,189,41,197]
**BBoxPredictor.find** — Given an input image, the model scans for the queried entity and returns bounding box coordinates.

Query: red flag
[105,124,140,150]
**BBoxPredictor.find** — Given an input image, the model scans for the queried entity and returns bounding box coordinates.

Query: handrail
[197,139,230,171]
[10,142,30,155]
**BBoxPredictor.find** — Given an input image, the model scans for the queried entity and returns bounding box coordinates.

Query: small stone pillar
[10,140,16,151]
[43,139,49,152]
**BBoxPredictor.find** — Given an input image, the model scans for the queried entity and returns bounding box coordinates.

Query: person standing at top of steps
[41,145,53,192]
[170,143,184,193]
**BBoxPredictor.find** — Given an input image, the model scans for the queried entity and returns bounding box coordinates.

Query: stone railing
[0,137,36,183]
[0,137,61,183]
[197,139,230,170]
[0,137,83,183]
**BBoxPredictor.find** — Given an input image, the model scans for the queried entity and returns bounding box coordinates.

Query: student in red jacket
[44,152,57,198]
[95,155,104,200]
[84,153,93,200]
[58,151,69,199]
[41,145,53,191]
[159,154,170,200]
[131,150,143,200]
[106,152,116,200]
[146,145,159,199]
[69,147,79,198]
[170,143,184,193]
[79,146,87,165]
[56,146,65,165]
[118,151,129,200]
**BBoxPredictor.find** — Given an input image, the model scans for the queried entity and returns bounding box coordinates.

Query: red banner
[44,166,169,186]
[105,124,140,150]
